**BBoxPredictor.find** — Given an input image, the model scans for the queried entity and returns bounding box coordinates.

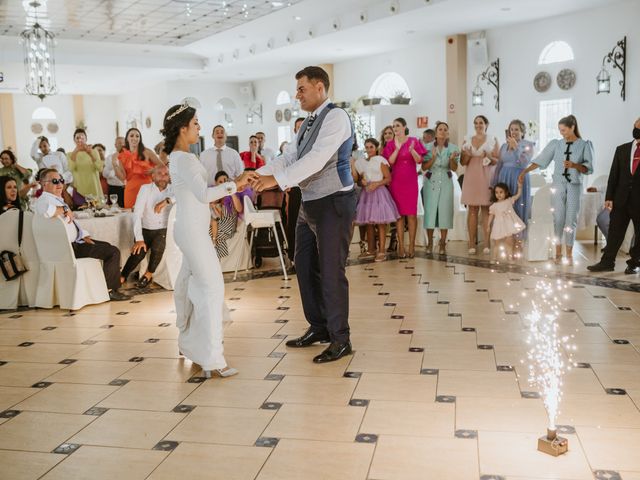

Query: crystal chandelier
[21,1,57,100]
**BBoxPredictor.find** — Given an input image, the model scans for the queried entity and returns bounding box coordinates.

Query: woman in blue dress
[519,115,594,265]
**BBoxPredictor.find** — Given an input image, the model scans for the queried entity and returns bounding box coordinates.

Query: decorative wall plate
[47,122,59,134]
[145,117,151,128]
[283,108,292,121]
[557,69,576,90]
[533,71,552,92]
[275,109,283,122]
[30,122,43,134]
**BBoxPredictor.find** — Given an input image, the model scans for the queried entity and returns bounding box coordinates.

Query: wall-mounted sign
[448,103,455,113]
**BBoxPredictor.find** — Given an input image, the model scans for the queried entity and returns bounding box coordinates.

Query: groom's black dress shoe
[286,329,330,348]
[625,265,639,274]
[313,341,352,364]
[587,262,614,272]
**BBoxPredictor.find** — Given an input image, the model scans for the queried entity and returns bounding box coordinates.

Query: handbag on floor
[0,210,28,281]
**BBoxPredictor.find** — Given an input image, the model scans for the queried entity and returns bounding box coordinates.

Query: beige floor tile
[222,338,283,357]
[422,348,496,371]
[120,357,201,382]
[257,438,374,480]
[349,333,411,352]
[227,309,285,323]
[0,330,40,346]
[348,351,422,374]
[619,473,640,480]
[592,364,640,390]
[361,400,454,437]
[70,409,184,449]
[0,450,64,480]
[0,386,38,411]
[90,326,164,343]
[224,322,284,339]
[45,360,137,384]
[478,431,592,479]
[264,403,364,442]
[271,351,351,377]
[0,362,66,387]
[437,370,521,398]
[167,405,274,446]
[184,378,276,409]
[516,367,605,395]
[0,411,95,452]
[411,331,478,350]
[98,380,197,411]
[558,393,640,428]
[0,344,87,364]
[353,373,436,402]
[456,396,549,433]
[267,375,357,406]
[369,435,479,480]
[33,327,104,344]
[148,442,270,480]
[72,342,148,361]
[225,355,280,379]
[16,383,118,414]
[41,445,168,480]
[138,340,180,359]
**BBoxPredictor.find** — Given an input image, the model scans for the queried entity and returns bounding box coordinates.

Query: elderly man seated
[120,165,174,288]
[34,168,131,302]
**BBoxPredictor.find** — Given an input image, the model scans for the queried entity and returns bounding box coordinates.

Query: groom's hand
[250,174,278,192]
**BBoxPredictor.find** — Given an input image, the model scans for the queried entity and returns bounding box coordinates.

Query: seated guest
[120,165,174,288]
[0,150,32,187]
[0,176,22,214]
[31,136,74,183]
[240,135,265,170]
[102,137,126,207]
[201,125,244,184]
[34,168,131,301]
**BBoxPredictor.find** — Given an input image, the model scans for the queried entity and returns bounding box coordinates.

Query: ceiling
[0,0,624,95]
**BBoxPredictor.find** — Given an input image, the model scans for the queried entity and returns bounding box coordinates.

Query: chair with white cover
[591,174,609,192]
[234,195,288,280]
[526,184,554,261]
[529,173,547,188]
[32,214,109,310]
[139,205,181,290]
[0,210,40,309]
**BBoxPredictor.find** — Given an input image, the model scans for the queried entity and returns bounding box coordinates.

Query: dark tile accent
[504,311,519,315]
[280,286,291,289]
[349,399,369,407]
[41,326,57,331]
[464,279,475,283]
[62,313,76,317]
[377,292,389,296]
[81,340,97,345]
[100,324,114,329]
[613,339,630,344]
[0,361,7,366]
[462,327,476,332]
[129,300,141,303]
[411,273,421,276]
[409,347,424,352]
[618,307,632,311]
[420,369,439,375]
[276,306,289,311]
[355,433,378,443]
[187,376,207,384]
[476,289,489,292]
[435,395,455,403]
[9,314,22,319]
[84,407,108,416]
[372,283,384,286]
[405,266,415,270]
[455,429,477,439]
[437,301,449,305]
[153,440,179,452]
[398,330,413,334]
[563,308,576,313]
[480,476,506,480]
[557,425,576,434]
[0,410,21,418]
[277,295,290,299]
[489,299,502,303]
[52,443,80,455]
[605,388,627,395]
[234,287,245,291]
[384,302,396,307]
[364,267,374,271]
[271,334,287,340]
[128,357,144,362]
[268,352,286,358]
[575,362,591,368]
[593,295,606,298]
[18,342,34,347]
[108,379,129,386]
[260,402,282,410]
[158,323,171,327]
[275,319,288,324]
[144,338,160,343]
[265,374,285,381]
[58,359,77,365]
[116,312,129,316]
[173,404,195,413]
[448,313,462,317]
[229,297,241,301]
[255,437,279,447]
[368,275,378,278]
[391,315,404,319]
[594,470,622,480]
[521,391,541,399]
[343,372,362,379]
[427,290,439,294]
[496,365,514,372]
[477,345,494,350]
[584,323,600,327]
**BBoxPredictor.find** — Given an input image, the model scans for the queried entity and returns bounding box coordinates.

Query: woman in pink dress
[383,117,427,258]
[460,115,499,255]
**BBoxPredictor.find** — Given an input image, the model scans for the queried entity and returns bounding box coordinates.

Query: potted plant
[362,96,382,106]
[389,91,411,105]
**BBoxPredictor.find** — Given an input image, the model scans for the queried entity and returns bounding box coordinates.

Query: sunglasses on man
[43,178,65,185]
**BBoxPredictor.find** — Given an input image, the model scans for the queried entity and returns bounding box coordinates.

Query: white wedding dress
[169,150,237,370]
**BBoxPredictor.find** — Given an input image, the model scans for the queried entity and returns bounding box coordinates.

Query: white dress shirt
[261,146,277,165]
[630,140,640,173]
[31,140,74,184]
[200,144,244,184]
[257,98,353,191]
[103,153,125,187]
[34,192,89,243]
[132,182,175,241]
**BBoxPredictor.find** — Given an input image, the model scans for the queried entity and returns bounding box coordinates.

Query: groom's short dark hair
[295,66,330,91]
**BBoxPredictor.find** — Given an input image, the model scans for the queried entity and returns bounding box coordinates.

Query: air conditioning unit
[239,83,255,101]
[467,35,488,66]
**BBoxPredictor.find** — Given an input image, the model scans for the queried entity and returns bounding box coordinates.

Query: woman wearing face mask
[519,115,594,265]
[115,128,161,208]
[68,128,104,198]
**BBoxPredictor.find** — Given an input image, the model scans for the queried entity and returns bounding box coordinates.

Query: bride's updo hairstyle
[160,104,196,154]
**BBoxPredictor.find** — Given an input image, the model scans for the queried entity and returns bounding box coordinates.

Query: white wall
[467,0,639,183]
[84,95,118,150]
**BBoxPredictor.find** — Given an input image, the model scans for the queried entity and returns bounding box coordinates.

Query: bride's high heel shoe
[203,367,238,379]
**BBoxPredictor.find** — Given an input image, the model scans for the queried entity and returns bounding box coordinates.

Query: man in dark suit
[588,118,640,273]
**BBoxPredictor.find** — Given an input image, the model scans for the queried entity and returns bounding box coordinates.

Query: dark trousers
[121,228,167,279]
[295,189,357,343]
[72,240,121,291]
[601,205,640,267]
[108,185,125,208]
[284,187,302,262]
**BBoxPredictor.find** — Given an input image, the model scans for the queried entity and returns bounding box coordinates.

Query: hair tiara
[166,103,190,121]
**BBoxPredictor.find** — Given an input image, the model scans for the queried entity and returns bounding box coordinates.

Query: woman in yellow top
[67,128,104,199]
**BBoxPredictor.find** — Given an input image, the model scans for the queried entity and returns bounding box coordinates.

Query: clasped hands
[235,171,278,192]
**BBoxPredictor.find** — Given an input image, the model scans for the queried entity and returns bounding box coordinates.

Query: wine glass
[109,194,119,211]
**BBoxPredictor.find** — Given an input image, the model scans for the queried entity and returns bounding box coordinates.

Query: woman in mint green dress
[421,122,460,255]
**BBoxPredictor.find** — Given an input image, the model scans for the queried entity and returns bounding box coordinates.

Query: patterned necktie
[216,149,223,173]
[300,114,316,142]
[632,142,640,175]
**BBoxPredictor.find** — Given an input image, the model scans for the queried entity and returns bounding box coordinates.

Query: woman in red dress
[115,128,162,208]
[240,135,265,170]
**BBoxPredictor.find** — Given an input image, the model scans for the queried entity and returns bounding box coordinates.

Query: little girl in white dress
[488,179,526,263]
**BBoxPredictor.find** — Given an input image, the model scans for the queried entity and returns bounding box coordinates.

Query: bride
[162,103,250,378]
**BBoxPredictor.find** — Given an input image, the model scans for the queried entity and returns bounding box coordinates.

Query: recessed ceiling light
[293,15,301,21]
[271,1,284,7]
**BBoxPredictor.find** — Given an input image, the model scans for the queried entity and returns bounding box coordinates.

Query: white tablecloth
[577,191,604,231]
[76,212,135,267]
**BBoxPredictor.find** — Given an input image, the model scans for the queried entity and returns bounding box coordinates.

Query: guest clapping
[67,129,104,199]
[30,136,73,183]
[115,128,161,208]
[240,135,266,170]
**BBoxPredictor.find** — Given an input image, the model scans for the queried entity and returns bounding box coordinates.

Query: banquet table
[76,211,135,268]
[577,190,605,243]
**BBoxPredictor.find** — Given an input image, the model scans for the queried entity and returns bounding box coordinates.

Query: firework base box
[538,429,569,456]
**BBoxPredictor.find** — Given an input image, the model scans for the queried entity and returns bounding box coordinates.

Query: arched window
[276,90,291,106]
[369,72,411,104]
[32,107,56,120]
[538,41,574,65]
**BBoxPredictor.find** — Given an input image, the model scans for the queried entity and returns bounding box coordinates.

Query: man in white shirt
[102,137,126,207]
[120,165,174,288]
[30,136,73,184]
[200,125,244,185]
[34,168,131,301]
[256,131,276,164]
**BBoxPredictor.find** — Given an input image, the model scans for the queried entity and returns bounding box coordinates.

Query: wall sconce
[471,58,500,111]
[596,36,626,100]
[224,113,233,129]
[246,103,263,124]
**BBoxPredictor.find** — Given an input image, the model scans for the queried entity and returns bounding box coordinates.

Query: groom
[249,66,356,363]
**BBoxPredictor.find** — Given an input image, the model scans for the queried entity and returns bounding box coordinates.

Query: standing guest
[493,120,534,251]
[519,115,594,265]
[278,141,289,156]
[588,118,640,273]
[102,137,126,207]
[383,117,427,258]
[256,131,276,164]
[249,66,357,364]
[200,125,244,184]
[422,128,435,147]
[294,117,305,134]
[120,165,174,288]
[0,176,22,214]
[164,103,251,378]
[421,121,460,255]
[354,138,399,262]
[94,143,109,196]
[30,136,73,183]
[115,127,161,208]
[34,168,130,301]
[0,150,32,187]
[240,135,265,170]
[379,125,396,252]
[460,115,499,254]
[155,141,169,165]
[488,181,526,263]
[67,129,104,199]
